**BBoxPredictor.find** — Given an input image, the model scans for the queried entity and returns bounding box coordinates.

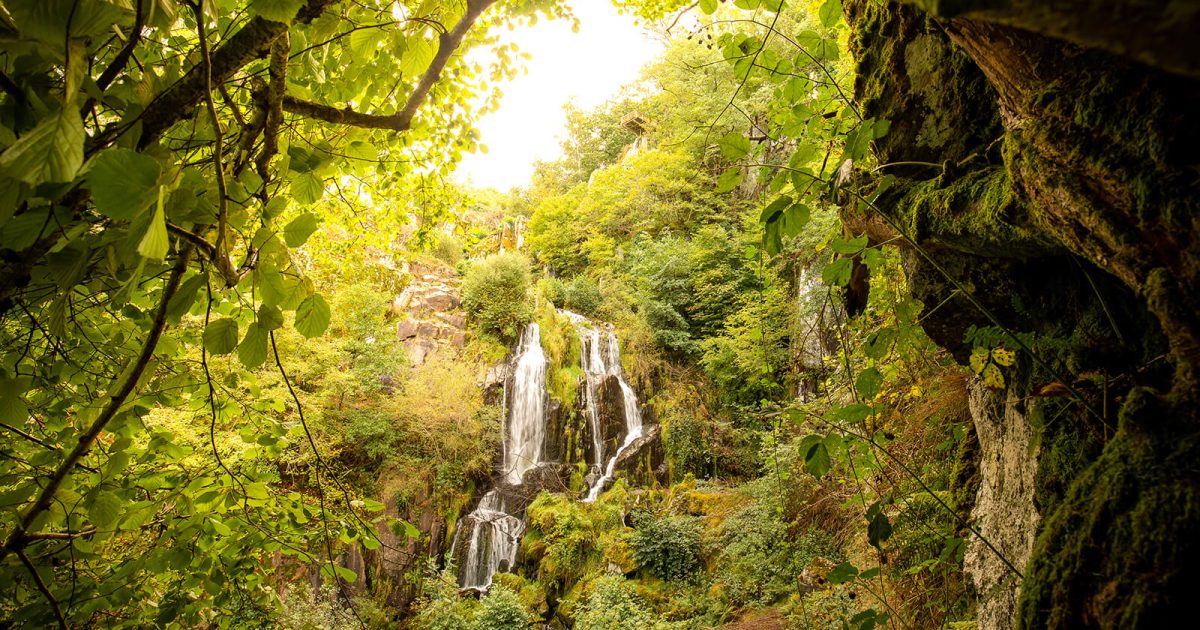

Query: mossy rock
[1020,389,1200,628]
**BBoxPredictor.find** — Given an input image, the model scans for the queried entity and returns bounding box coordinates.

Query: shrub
[432,232,465,266]
[574,576,657,630]
[537,276,567,307]
[629,511,702,581]
[563,275,603,316]
[475,586,530,630]
[461,253,533,342]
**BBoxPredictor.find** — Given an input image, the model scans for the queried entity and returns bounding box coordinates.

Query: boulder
[396,319,419,340]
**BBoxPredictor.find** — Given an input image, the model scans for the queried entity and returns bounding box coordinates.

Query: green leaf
[981,362,1005,389]
[864,328,897,360]
[699,0,718,13]
[88,149,162,220]
[759,195,791,224]
[283,212,321,247]
[294,294,331,338]
[0,377,30,423]
[258,304,284,331]
[822,257,853,287]
[716,168,742,193]
[203,319,239,355]
[718,132,752,160]
[245,482,270,500]
[855,367,884,400]
[969,346,989,374]
[830,234,869,255]
[992,346,1016,367]
[89,492,123,530]
[237,323,269,369]
[0,108,84,185]
[827,561,858,584]
[136,187,170,260]
[819,0,843,28]
[166,273,207,323]
[804,442,832,479]
[829,402,872,423]
[290,172,325,205]
[250,0,304,22]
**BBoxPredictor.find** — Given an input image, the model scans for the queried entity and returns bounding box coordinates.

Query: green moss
[1020,389,1200,628]
[536,302,582,404]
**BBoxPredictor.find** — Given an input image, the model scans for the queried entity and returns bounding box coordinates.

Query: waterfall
[453,323,547,590]
[456,490,525,590]
[503,323,548,485]
[561,311,645,503]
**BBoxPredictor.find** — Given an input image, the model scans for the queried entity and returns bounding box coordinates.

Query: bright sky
[453,2,664,191]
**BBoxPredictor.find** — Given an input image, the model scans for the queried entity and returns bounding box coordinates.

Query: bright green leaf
[136,188,170,260]
[250,0,304,22]
[0,108,84,185]
[203,319,239,355]
[88,149,161,220]
[283,212,321,247]
[237,323,269,369]
[294,294,330,338]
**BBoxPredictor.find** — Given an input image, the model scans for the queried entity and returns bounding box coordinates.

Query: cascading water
[562,311,645,503]
[456,491,524,589]
[503,323,548,485]
[453,323,547,590]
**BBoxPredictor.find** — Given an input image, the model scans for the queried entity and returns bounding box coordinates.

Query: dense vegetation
[1,0,1195,628]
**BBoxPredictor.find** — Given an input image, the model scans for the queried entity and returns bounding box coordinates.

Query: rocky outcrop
[611,424,667,488]
[964,381,1040,630]
[593,375,630,457]
[391,262,467,366]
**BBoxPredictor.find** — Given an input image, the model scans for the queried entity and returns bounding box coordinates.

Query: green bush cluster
[461,253,534,342]
[629,511,703,582]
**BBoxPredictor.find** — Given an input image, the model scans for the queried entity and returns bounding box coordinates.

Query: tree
[0,0,570,625]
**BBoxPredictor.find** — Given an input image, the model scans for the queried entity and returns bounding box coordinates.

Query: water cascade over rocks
[453,315,658,590]
[562,311,645,503]
[453,324,547,590]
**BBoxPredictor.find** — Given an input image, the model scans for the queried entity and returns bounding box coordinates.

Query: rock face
[391,262,468,366]
[611,424,667,488]
[593,375,630,459]
[964,381,1040,630]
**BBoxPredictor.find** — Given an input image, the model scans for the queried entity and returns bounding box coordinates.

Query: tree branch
[131,0,338,149]
[17,542,66,629]
[0,246,194,564]
[282,0,500,132]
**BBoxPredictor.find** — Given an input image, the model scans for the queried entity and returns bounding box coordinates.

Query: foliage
[574,575,660,630]
[629,511,703,582]
[475,586,532,630]
[461,253,534,342]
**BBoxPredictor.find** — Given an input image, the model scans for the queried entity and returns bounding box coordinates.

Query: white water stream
[562,311,644,503]
[454,323,546,589]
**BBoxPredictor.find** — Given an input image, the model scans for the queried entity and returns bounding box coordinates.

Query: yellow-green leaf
[136,187,170,260]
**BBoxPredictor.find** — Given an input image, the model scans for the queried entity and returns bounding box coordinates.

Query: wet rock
[593,375,629,456]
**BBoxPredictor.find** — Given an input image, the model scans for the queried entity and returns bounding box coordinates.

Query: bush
[537,276,567,307]
[629,511,702,581]
[563,275,603,316]
[475,586,530,630]
[461,253,533,342]
[575,576,658,630]
[432,232,465,266]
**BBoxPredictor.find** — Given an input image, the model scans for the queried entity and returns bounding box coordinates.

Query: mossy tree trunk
[843,1,1200,627]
